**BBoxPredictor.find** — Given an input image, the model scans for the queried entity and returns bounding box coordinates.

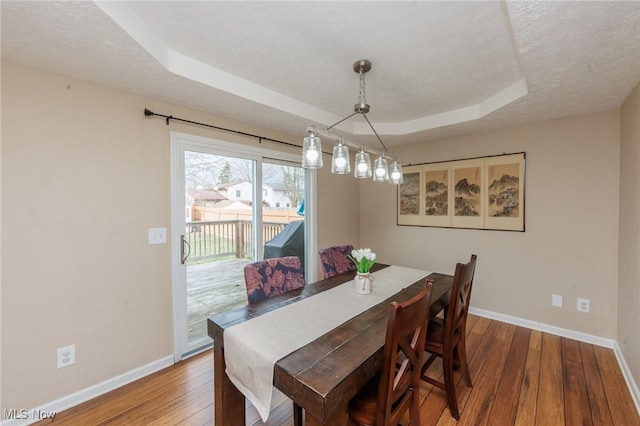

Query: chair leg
[458,335,473,387]
[410,388,421,426]
[443,350,460,420]
[293,402,303,426]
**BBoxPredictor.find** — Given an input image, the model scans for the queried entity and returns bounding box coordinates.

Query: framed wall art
[484,154,525,231]
[451,159,484,229]
[422,163,451,227]
[397,165,423,226]
[397,152,525,231]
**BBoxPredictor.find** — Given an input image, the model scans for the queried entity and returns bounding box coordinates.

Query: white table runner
[223,265,431,421]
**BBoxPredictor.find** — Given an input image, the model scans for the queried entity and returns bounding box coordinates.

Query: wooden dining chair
[318,244,356,279]
[243,255,306,425]
[420,254,477,420]
[348,280,434,426]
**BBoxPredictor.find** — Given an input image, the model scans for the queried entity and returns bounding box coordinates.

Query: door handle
[180,234,191,265]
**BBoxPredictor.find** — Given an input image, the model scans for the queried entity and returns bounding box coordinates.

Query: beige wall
[619,82,640,386]
[0,62,358,410]
[317,164,359,261]
[359,110,621,338]
[2,59,636,412]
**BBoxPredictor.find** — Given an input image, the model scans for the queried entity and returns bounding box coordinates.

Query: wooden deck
[187,258,252,342]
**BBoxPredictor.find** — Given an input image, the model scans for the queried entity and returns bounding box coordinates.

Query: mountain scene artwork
[488,163,520,218]
[399,172,420,215]
[454,167,482,217]
[424,169,449,216]
[398,153,524,230]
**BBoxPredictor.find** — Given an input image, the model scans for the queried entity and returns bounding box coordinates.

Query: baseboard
[469,307,616,347]
[1,355,174,426]
[470,307,640,415]
[613,342,640,414]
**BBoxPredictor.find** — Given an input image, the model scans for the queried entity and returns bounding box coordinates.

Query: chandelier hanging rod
[325,111,359,132]
[361,113,388,153]
[308,125,397,161]
[324,59,389,154]
[325,112,389,154]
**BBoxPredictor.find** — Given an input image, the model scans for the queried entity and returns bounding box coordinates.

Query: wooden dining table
[207,263,453,425]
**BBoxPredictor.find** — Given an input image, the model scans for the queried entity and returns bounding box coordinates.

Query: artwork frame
[397,165,423,226]
[397,152,525,231]
[451,158,484,229]
[422,163,451,227]
[484,154,525,231]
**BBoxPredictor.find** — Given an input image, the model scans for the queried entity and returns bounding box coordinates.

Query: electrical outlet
[577,298,591,313]
[57,345,75,368]
[552,294,563,308]
[148,227,167,244]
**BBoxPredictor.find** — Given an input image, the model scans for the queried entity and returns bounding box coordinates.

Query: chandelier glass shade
[373,155,390,182]
[331,138,350,174]
[354,149,372,178]
[389,159,404,184]
[301,59,404,184]
[301,128,323,169]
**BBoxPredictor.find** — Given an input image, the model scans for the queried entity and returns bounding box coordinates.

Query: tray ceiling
[2,1,639,148]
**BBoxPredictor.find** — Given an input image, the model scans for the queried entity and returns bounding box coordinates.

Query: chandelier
[301,60,403,184]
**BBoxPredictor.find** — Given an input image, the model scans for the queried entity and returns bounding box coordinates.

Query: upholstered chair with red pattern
[318,244,356,279]
[243,256,306,304]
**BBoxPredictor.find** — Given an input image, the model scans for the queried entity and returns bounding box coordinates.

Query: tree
[218,161,232,184]
[282,166,305,208]
[184,151,226,191]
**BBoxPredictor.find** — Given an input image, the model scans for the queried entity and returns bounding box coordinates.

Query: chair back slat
[445,255,477,347]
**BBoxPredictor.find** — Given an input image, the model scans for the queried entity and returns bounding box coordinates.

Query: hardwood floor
[34,315,639,425]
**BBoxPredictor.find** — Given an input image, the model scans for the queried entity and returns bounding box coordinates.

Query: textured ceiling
[2,1,639,150]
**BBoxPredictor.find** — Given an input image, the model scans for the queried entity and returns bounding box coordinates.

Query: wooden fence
[185,220,287,263]
[192,206,302,223]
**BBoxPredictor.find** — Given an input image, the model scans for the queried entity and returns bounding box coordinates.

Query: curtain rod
[143,108,324,153]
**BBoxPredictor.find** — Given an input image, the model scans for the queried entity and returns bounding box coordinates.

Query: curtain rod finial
[144,108,154,117]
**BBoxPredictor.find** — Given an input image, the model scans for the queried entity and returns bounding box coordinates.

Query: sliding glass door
[182,151,257,350]
[171,132,315,359]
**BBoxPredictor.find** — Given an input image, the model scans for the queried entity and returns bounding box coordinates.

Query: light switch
[148,227,167,244]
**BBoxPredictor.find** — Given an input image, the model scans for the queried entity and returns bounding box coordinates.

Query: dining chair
[243,255,306,425]
[348,280,434,426]
[420,254,477,420]
[318,244,355,279]
[243,256,306,304]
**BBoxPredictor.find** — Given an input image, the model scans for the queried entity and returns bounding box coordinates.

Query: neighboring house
[216,181,294,208]
[186,189,228,222]
[270,184,298,209]
[212,199,252,210]
[216,181,255,203]
[188,189,227,207]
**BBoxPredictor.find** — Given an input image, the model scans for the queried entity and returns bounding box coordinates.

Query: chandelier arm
[362,113,388,153]
[309,125,396,161]
[326,111,360,131]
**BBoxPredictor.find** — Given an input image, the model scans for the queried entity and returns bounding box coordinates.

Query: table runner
[223,265,431,421]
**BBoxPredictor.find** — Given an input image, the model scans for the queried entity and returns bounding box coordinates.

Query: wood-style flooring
[33,315,639,425]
